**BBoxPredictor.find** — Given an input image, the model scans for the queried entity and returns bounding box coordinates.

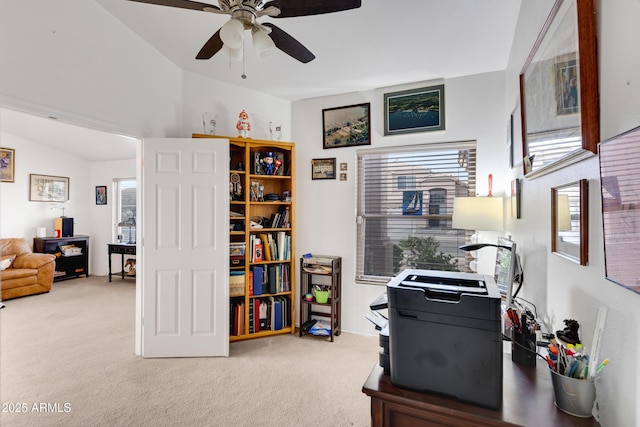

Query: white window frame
[113,178,137,243]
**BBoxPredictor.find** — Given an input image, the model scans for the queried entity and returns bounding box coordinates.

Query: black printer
[374,269,503,409]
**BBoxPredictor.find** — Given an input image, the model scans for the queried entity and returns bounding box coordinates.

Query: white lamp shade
[252,29,276,58]
[220,18,244,49]
[557,194,572,231]
[452,197,504,231]
[223,45,243,61]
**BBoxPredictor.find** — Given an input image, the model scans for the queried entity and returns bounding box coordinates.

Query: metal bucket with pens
[549,368,596,417]
[546,342,606,418]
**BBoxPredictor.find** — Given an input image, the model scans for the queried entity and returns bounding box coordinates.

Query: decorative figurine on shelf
[236,109,251,138]
[260,151,283,175]
[261,151,276,175]
[269,121,282,141]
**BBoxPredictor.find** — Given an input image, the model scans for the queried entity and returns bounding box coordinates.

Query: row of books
[249,231,291,262]
[230,296,292,336]
[268,205,290,229]
[250,264,291,295]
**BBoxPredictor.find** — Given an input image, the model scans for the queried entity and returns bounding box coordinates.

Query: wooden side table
[362,359,600,426]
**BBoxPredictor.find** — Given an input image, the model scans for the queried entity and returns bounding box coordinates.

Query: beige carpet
[0,276,379,427]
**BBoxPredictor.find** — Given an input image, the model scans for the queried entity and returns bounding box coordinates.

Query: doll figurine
[261,151,276,175]
[236,109,251,138]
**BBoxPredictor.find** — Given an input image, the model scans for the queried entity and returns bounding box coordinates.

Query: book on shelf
[253,237,263,262]
[251,298,262,333]
[259,300,269,330]
[252,266,264,296]
[248,298,255,334]
[231,301,245,336]
[267,205,290,228]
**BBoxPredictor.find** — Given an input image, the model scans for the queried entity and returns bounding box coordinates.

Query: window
[397,175,416,189]
[356,142,477,284]
[114,178,137,243]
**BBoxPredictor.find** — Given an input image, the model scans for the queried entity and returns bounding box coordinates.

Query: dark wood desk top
[363,359,599,426]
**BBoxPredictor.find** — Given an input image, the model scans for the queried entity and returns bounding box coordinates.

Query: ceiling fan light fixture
[220,18,244,49]
[252,28,276,58]
[223,45,243,62]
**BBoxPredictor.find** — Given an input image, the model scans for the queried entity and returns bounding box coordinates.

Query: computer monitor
[494,236,517,308]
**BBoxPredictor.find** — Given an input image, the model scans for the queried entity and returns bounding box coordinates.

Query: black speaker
[61,217,74,237]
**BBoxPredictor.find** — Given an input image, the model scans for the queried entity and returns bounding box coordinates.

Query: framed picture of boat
[402,191,423,215]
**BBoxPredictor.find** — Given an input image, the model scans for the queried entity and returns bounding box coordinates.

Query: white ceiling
[2,0,522,161]
[95,0,522,101]
[0,107,138,162]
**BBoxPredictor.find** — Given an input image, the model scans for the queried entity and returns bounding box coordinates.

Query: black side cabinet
[34,236,90,281]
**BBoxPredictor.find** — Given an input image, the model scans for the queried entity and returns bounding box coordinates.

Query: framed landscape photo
[311,158,336,180]
[0,147,15,183]
[96,185,107,205]
[384,84,445,135]
[322,103,370,149]
[29,174,69,202]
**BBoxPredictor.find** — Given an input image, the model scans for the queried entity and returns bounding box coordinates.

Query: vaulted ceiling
[2,1,521,161]
[95,0,522,101]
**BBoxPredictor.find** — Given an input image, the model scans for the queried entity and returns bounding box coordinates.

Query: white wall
[88,158,137,276]
[503,1,640,425]
[0,131,90,240]
[0,0,291,276]
[182,71,292,141]
[292,71,508,339]
[0,0,183,138]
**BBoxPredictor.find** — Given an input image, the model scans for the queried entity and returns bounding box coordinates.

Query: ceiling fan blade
[268,0,361,18]
[196,30,224,59]
[263,23,315,63]
[127,0,219,12]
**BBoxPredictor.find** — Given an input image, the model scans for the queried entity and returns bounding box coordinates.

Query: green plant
[395,236,459,273]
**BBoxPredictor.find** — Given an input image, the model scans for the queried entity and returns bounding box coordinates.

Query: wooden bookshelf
[193,134,295,341]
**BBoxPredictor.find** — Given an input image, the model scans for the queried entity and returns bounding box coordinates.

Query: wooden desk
[362,360,600,427]
[107,243,136,282]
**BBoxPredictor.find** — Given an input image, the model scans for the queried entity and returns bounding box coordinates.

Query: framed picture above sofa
[29,174,69,202]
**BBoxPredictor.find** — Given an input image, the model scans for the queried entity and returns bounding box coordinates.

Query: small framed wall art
[311,158,336,180]
[384,84,445,135]
[322,103,371,149]
[0,147,15,183]
[96,185,107,205]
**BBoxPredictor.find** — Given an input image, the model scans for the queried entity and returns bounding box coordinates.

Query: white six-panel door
[141,138,229,357]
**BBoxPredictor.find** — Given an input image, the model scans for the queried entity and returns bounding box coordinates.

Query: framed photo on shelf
[0,147,15,183]
[29,174,69,202]
[311,158,336,180]
[322,103,370,149]
[384,84,445,135]
[96,185,107,205]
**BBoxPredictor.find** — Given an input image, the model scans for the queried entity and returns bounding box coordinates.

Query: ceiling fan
[128,0,362,63]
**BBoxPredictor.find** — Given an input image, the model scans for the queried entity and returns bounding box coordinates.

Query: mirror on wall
[551,179,588,265]
[519,0,599,178]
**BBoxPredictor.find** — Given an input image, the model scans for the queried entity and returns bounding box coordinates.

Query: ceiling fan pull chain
[241,37,247,79]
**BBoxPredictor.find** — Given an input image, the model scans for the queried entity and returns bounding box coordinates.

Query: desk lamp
[118,218,136,244]
[452,174,504,273]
